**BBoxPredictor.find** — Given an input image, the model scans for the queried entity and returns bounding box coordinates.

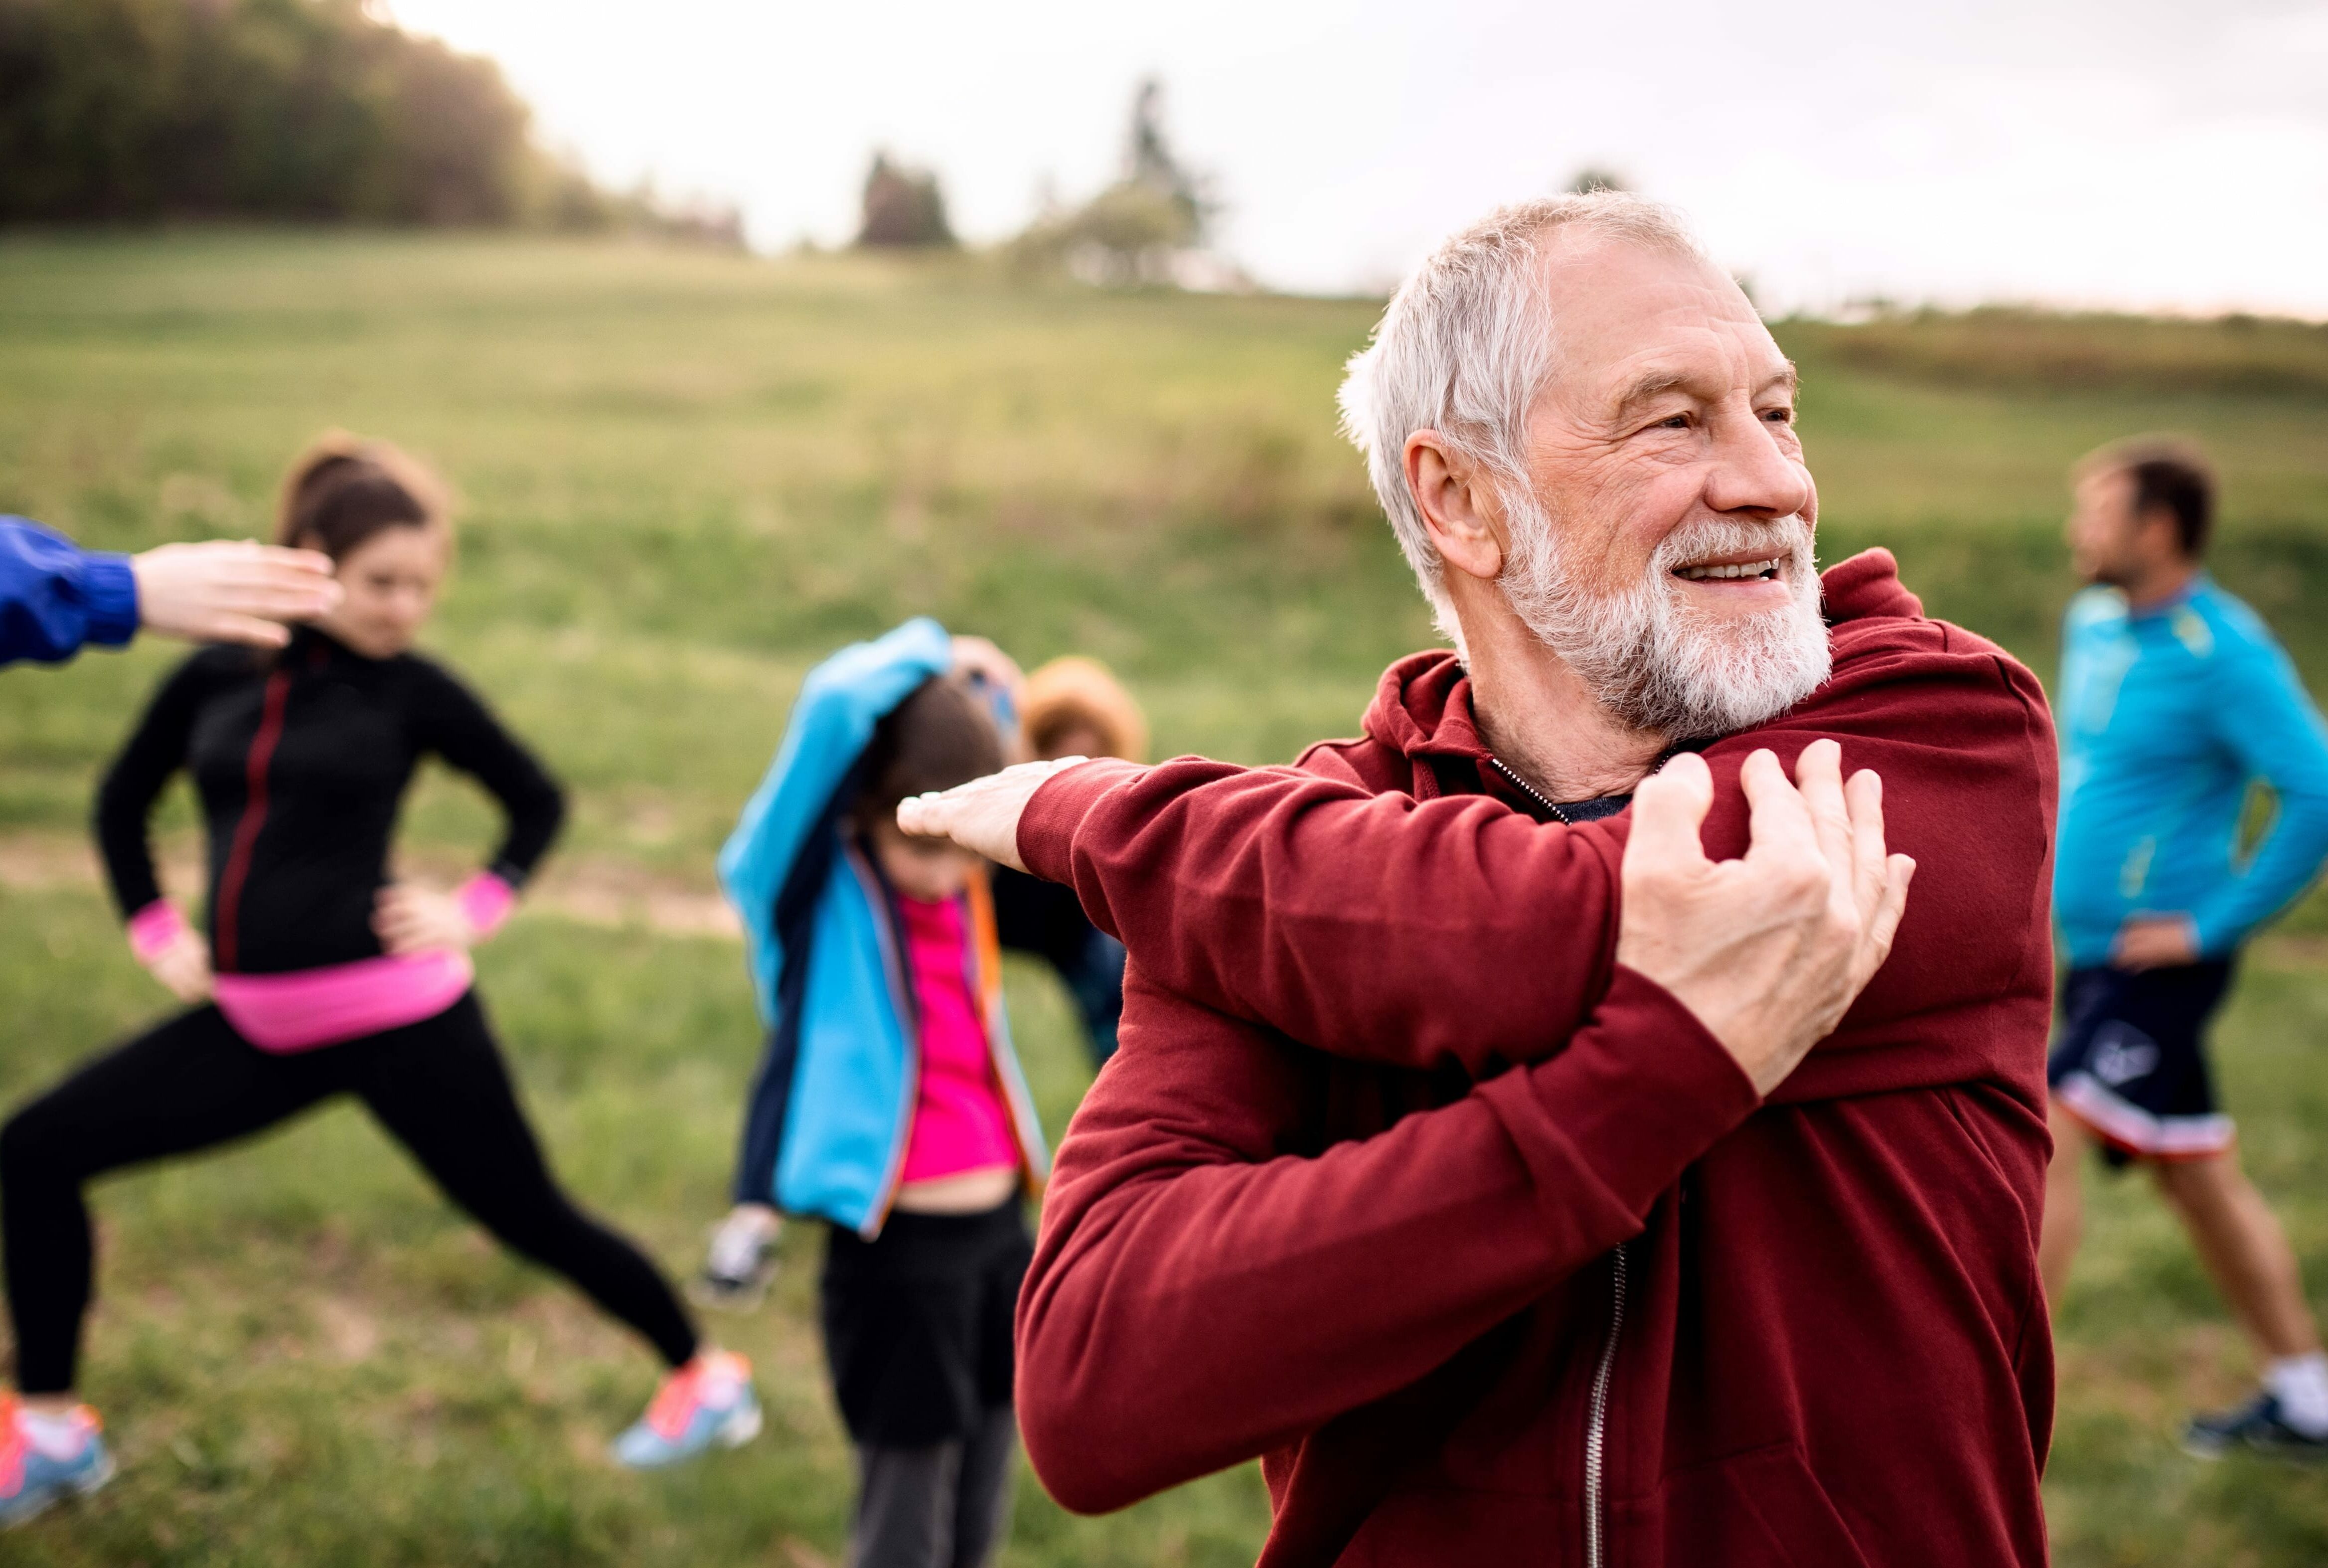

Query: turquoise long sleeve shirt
[2054,575,2328,966]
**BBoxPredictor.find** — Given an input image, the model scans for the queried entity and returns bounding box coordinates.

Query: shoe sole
[718,1401,765,1449]
[687,1277,771,1313]
[2183,1433,2328,1464]
[0,1452,117,1530]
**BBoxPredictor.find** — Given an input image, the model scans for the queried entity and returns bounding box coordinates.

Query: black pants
[851,1406,1018,1568]
[823,1203,1030,1568]
[0,992,697,1393]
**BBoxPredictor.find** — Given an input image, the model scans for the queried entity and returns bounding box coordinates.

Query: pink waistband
[126,874,513,1054]
[213,951,475,1053]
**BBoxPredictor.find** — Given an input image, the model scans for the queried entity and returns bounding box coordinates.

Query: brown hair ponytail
[275,432,451,561]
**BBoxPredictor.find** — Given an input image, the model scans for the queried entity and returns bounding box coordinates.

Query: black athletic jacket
[95,628,565,974]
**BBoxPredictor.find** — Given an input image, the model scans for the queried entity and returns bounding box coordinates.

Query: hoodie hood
[1361,547,1926,762]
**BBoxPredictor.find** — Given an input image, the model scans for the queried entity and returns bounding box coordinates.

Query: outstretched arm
[2,520,338,667]
[906,648,2045,1081]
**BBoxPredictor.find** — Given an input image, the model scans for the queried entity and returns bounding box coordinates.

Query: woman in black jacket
[0,436,755,1526]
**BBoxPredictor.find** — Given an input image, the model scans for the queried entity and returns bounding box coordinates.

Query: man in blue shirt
[2038,437,2328,1459]
[0,517,337,667]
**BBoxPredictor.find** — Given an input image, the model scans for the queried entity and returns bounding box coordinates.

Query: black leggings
[0,992,697,1393]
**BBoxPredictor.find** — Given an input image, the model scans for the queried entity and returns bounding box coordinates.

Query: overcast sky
[384,0,2328,316]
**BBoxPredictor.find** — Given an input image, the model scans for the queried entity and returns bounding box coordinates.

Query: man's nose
[1703,410,1813,519]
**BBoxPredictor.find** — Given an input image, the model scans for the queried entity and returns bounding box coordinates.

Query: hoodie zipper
[1585,1242,1628,1568]
[1486,756,1572,825]
[1490,750,1624,1561]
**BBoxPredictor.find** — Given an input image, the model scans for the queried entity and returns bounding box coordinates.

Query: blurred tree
[1566,167,1628,195]
[0,0,735,238]
[1009,76,1220,286]
[856,152,955,248]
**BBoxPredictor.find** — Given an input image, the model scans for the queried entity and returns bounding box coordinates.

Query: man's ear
[2135,502,2188,566]
[1404,432,1508,583]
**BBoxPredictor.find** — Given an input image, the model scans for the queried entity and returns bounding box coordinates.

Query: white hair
[1337,192,1710,653]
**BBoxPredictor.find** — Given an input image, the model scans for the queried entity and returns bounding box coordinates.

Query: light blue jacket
[717,618,1048,1236]
[2055,577,2328,965]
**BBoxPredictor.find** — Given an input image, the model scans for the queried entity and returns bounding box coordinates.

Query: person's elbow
[1014,1290,1178,1515]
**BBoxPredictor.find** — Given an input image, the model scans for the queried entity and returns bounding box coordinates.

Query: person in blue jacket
[1,517,338,666]
[700,619,1049,1568]
[2037,436,2328,1460]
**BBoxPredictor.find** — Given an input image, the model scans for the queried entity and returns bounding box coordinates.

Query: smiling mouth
[1674,558,1783,582]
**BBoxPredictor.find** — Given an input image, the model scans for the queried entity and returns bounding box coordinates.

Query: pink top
[127,874,515,1054]
[895,892,1019,1185]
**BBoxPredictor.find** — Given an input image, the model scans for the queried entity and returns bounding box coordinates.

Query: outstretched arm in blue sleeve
[0,519,139,667]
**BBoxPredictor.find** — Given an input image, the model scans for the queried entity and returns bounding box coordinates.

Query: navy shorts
[2047,960,2237,1167]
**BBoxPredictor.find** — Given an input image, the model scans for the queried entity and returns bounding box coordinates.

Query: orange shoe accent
[643,1362,705,1441]
[0,1401,25,1496]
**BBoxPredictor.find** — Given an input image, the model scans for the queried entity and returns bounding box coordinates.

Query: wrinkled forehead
[1534,235,1788,412]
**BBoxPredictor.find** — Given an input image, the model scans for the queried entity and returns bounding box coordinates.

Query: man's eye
[1655,414,1691,431]
[1762,406,1796,424]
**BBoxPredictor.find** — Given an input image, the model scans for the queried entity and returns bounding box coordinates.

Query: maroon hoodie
[1013,551,2058,1567]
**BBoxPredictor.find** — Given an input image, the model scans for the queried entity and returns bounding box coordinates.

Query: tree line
[0,0,729,237]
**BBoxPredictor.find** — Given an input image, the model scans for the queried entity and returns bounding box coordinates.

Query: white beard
[1497,494,1832,738]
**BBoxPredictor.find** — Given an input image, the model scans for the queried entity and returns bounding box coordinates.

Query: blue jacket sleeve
[0,519,140,667]
[716,617,954,1022]
[2190,637,2328,953]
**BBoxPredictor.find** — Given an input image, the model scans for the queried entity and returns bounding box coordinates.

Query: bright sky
[385,0,2328,316]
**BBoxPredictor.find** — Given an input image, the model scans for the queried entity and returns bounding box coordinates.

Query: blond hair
[1022,657,1149,763]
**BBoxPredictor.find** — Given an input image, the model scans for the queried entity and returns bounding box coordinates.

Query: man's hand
[132,539,341,647]
[2113,914,2199,971]
[141,924,214,1003]
[895,757,1096,871]
[1617,741,1915,1097]
[371,883,476,956]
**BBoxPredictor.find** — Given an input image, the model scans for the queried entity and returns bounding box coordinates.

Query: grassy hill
[4,231,2328,1566]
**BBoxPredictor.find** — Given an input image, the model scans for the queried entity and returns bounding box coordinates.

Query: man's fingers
[1625,751,1715,872]
[202,613,294,648]
[1792,740,1852,899]
[893,758,1086,871]
[1844,767,1890,919]
[1865,854,1916,967]
[1738,748,1820,869]
[894,792,943,837]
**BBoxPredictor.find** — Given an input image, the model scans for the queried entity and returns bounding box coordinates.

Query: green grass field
[3,230,2328,1565]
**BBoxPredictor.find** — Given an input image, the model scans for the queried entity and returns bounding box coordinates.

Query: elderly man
[906,194,2057,1566]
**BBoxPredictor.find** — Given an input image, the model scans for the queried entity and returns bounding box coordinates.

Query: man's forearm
[1016,967,1756,1513]
[1021,757,1621,1077]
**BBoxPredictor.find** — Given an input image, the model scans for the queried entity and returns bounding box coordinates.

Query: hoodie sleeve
[1020,757,1621,1077]
[0,518,139,667]
[1017,962,1758,1514]
[1018,634,2057,1084]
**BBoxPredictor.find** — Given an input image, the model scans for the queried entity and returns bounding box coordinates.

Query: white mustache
[1652,515,1814,579]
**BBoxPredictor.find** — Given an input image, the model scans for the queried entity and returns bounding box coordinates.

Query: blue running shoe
[2184,1391,2328,1462]
[611,1351,761,1468]
[0,1401,114,1528]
